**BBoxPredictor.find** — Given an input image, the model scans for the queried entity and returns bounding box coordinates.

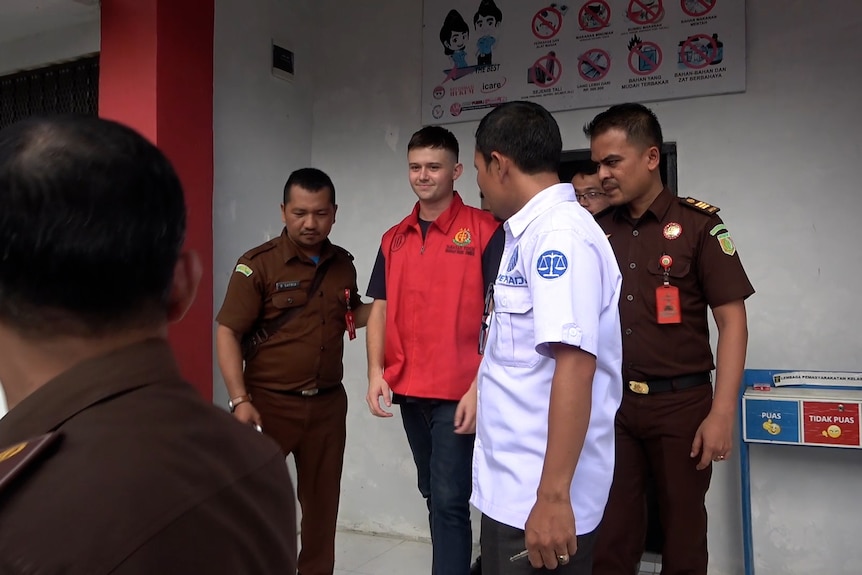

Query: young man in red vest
[366,126,501,575]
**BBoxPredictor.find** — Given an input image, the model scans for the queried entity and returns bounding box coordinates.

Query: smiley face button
[762,419,781,436]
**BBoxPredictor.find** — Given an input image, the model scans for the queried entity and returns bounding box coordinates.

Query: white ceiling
[0,0,99,45]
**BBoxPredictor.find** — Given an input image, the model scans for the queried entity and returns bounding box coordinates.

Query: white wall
[0,18,100,76]
[212,0,862,572]
[309,0,438,540]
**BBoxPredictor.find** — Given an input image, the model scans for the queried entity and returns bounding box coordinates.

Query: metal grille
[0,55,99,130]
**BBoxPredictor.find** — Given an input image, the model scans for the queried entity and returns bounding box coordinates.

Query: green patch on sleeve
[234,263,253,277]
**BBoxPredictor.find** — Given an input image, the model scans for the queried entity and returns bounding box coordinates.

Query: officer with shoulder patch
[0,115,297,573]
[586,103,754,575]
[216,167,370,575]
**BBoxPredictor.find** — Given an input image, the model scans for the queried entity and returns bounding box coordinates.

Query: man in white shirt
[471,101,623,574]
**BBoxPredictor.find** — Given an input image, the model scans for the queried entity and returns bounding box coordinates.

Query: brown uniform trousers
[597,384,713,574]
[251,385,348,575]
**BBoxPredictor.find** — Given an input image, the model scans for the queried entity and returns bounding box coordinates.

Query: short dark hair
[0,115,186,337]
[572,160,599,177]
[439,10,469,55]
[283,167,336,205]
[475,101,561,174]
[408,126,459,161]
[583,102,664,149]
[474,0,503,26]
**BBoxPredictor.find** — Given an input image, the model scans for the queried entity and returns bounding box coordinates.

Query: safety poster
[422,0,746,124]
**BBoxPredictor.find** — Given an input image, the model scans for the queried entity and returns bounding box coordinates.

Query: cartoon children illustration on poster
[473,0,502,66]
[439,10,470,69]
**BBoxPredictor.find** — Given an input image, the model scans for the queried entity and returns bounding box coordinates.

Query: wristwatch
[228,393,252,413]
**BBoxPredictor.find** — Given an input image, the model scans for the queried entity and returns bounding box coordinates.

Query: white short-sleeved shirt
[471,183,622,534]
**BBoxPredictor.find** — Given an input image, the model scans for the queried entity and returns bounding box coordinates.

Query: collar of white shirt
[504,183,577,239]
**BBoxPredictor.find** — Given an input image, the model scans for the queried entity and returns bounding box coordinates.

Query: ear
[280,203,287,225]
[332,203,338,224]
[166,251,202,324]
[490,151,508,179]
[646,145,661,171]
[452,162,464,181]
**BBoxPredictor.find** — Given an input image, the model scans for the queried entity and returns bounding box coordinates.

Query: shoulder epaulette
[0,432,62,494]
[242,240,279,260]
[332,245,355,261]
[680,197,720,215]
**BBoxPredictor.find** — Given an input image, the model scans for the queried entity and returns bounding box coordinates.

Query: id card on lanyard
[656,254,681,324]
[345,288,357,340]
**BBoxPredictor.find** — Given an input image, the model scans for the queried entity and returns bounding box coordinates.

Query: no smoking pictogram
[532,53,563,87]
[578,48,611,82]
[578,0,611,32]
[627,0,664,25]
[681,0,716,18]
[679,33,718,69]
[533,6,564,40]
[628,41,662,75]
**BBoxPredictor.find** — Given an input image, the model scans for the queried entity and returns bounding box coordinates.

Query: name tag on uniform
[276,280,301,291]
[656,254,681,324]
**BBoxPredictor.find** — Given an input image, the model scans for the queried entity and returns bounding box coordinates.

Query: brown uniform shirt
[0,339,297,575]
[216,229,361,391]
[596,189,755,382]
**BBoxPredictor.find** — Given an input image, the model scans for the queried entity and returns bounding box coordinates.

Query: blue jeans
[400,400,474,575]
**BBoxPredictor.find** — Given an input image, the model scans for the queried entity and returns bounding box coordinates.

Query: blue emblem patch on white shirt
[536,250,568,279]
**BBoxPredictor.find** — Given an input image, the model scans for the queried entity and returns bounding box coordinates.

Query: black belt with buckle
[275,384,342,397]
[627,373,711,395]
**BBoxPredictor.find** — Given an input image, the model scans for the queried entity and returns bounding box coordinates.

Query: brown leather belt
[274,384,343,397]
[627,373,711,395]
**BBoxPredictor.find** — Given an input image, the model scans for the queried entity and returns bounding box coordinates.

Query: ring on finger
[558,554,570,565]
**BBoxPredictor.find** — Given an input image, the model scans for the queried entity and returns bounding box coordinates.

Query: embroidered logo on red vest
[391,234,407,252]
[453,228,472,247]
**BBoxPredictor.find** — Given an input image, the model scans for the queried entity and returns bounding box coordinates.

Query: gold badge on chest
[663,222,682,240]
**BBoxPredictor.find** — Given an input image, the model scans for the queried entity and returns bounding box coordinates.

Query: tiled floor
[330,530,659,574]
[332,530,431,575]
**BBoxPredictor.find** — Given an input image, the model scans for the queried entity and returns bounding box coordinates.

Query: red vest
[381,193,499,400]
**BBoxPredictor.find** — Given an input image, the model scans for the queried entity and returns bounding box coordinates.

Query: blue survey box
[743,397,800,444]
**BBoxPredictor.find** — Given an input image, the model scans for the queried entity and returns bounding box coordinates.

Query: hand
[691,409,735,470]
[233,401,263,429]
[366,372,393,417]
[454,381,477,434]
[524,496,577,570]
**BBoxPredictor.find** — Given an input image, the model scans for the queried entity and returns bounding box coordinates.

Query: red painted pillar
[99,0,214,399]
